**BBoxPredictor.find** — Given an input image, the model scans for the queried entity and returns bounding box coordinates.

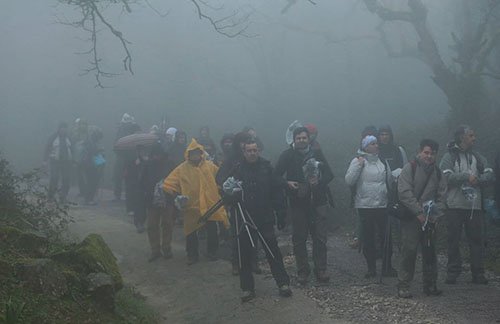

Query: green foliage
[0,153,71,239]
[3,297,25,324]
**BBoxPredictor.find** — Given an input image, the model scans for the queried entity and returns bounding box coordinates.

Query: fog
[1,0,458,174]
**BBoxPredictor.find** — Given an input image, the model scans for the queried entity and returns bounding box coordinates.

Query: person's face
[460,130,476,149]
[188,149,203,164]
[243,143,259,163]
[378,132,391,145]
[418,146,437,165]
[294,132,309,149]
[364,141,379,154]
[165,133,174,142]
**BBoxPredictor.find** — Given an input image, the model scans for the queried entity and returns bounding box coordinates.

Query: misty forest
[1,0,500,323]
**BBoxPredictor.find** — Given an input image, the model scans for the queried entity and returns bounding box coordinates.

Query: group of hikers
[44,113,500,303]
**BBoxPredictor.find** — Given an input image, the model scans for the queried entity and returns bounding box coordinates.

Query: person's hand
[417,214,426,224]
[309,176,319,186]
[468,174,478,186]
[287,181,299,190]
[357,156,365,165]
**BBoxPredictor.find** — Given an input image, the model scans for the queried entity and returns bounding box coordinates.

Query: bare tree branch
[190,0,253,38]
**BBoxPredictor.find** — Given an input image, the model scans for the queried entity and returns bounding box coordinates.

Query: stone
[87,272,116,312]
[0,226,48,257]
[52,234,123,290]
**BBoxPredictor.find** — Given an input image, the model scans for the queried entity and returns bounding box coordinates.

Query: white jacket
[345,150,389,209]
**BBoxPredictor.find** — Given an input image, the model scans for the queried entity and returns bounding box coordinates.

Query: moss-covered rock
[52,234,123,290]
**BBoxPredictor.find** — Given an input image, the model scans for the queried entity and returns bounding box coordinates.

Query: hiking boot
[397,287,412,299]
[315,270,330,283]
[423,284,442,296]
[240,290,256,303]
[382,267,398,278]
[232,264,239,276]
[472,274,488,285]
[186,256,199,266]
[148,252,161,263]
[364,271,376,279]
[278,285,292,298]
[297,273,309,285]
[445,275,457,284]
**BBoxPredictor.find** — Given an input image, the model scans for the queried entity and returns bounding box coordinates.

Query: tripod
[233,202,275,268]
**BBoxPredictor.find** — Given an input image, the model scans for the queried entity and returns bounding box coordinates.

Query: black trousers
[446,209,485,277]
[83,166,103,203]
[113,155,124,199]
[186,221,218,258]
[358,208,393,273]
[48,159,71,201]
[239,222,290,291]
[290,204,328,276]
[229,207,257,268]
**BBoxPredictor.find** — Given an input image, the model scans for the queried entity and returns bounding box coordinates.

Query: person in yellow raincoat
[163,139,229,265]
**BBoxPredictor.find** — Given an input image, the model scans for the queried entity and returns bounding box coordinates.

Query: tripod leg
[234,206,243,269]
[244,210,276,260]
[238,203,256,248]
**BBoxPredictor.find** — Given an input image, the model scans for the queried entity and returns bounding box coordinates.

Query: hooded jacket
[378,125,407,171]
[345,150,391,209]
[163,139,229,235]
[398,158,447,218]
[439,142,495,210]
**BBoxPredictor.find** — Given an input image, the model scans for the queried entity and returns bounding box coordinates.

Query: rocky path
[68,191,500,323]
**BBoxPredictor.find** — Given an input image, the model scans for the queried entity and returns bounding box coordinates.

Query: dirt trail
[68,190,500,324]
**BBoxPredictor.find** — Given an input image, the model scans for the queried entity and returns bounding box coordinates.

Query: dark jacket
[274,146,334,207]
[232,157,286,224]
[378,125,406,170]
[140,156,174,207]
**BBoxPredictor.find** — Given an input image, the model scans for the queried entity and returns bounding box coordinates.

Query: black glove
[276,210,287,230]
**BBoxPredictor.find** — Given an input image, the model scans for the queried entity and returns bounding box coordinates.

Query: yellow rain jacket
[163,139,229,235]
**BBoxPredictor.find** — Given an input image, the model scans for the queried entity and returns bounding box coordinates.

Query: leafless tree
[361,0,500,124]
[57,0,252,87]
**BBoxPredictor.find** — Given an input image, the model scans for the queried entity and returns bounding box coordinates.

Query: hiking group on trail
[44,114,500,303]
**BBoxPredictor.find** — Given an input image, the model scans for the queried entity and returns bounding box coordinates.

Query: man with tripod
[229,140,292,302]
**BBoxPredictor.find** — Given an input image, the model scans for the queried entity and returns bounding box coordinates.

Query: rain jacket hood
[184,139,207,161]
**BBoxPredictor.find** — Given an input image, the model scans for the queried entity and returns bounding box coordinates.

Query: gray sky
[1,0,450,170]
